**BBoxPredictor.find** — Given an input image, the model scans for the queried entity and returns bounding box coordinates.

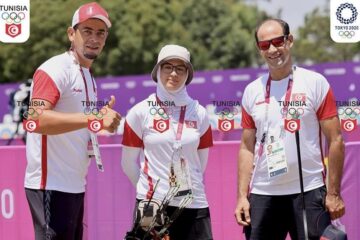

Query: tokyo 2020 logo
[336,3,358,24]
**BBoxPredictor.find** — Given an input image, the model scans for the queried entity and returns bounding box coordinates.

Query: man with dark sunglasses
[235,19,345,240]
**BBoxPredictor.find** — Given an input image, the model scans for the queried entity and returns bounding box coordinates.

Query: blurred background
[0,0,359,144]
[0,1,359,239]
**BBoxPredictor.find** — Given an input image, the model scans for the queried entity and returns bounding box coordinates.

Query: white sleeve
[241,82,252,114]
[121,146,141,187]
[313,73,331,111]
[198,148,210,173]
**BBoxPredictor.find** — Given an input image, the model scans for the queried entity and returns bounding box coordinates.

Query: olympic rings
[84,107,107,119]
[345,107,352,115]
[13,17,21,24]
[149,107,157,115]
[354,107,360,115]
[1,11,25,24]
[23,107,43,119]
[6,17,13,24]
[158,107,166,116]
[149,107,172,119]
[92,108,100,115]
[18,12,25,20]
[215,107,230,115]
[10,12,17,20]
[338,31,355,38]
[280,107,304,118]
[215,107,238,119]
[84,107,91,115]
[338,107,360,119]
[1,12,9,20]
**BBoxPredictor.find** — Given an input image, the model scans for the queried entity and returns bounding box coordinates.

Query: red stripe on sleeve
[32,70,60,106]
[198,126,213,149]
[122,120,144,148]
[241,106,256,129]
[144,157,154,199]
[319,127,327,182]
[40,135,47,189]
[316,88,338,121]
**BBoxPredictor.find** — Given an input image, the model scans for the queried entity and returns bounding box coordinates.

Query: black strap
[295,130,309,240]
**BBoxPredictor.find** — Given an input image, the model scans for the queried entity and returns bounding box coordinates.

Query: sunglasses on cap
[257,35,288,51]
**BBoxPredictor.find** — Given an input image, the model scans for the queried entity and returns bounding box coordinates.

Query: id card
[265,140,288,178]
[174,157,192,196]
[169,150,192,197]
[87,140,95,158]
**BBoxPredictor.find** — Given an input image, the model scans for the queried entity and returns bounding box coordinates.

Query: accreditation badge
[89,132,104,172]
[169,149,192,197]
[87,140,95,158]
[265,140,288,178]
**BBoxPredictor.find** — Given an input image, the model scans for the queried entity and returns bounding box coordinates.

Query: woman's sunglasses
[257,35,288,51]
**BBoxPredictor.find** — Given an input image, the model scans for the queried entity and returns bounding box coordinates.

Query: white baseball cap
[151,44,194,85]
[72,2,111,28]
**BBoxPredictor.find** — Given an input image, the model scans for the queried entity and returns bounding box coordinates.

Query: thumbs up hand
[101,95,121,133]
[107,95,115,109]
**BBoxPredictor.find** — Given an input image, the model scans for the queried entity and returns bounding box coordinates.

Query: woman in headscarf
[122,44,213,240]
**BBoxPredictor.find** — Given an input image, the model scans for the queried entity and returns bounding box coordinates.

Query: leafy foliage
[292,8,360,64]
[0,0,268,83]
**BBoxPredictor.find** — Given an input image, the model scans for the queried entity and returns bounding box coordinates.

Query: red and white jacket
[241,66,337,195]
[122,94,213,208]
[25,52,96,193]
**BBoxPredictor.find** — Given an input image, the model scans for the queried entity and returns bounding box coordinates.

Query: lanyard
[265,75,294,114]
[155,96,186,141]
[157,97,190,194]
[263,70,294,142]
[69,51,96,102]
[250,70,295,189]
[82,69,103,171]
[79,67,96,103]
[258,69,295,157]
[69,51,103,171]
[175,106,186,141]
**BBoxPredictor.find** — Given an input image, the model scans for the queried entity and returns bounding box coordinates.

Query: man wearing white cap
[24,2,121,240]
[122,44,214,240]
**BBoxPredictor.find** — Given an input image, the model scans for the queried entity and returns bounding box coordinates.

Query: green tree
[293,8,360,64]
[0,0,89,83]
[179,0,266,70]
[0,0,268,83]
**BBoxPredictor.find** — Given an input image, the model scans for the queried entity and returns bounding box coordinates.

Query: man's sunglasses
[257,35,288,51]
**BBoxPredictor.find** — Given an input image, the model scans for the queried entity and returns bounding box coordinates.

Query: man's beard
[84,52,98,60]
